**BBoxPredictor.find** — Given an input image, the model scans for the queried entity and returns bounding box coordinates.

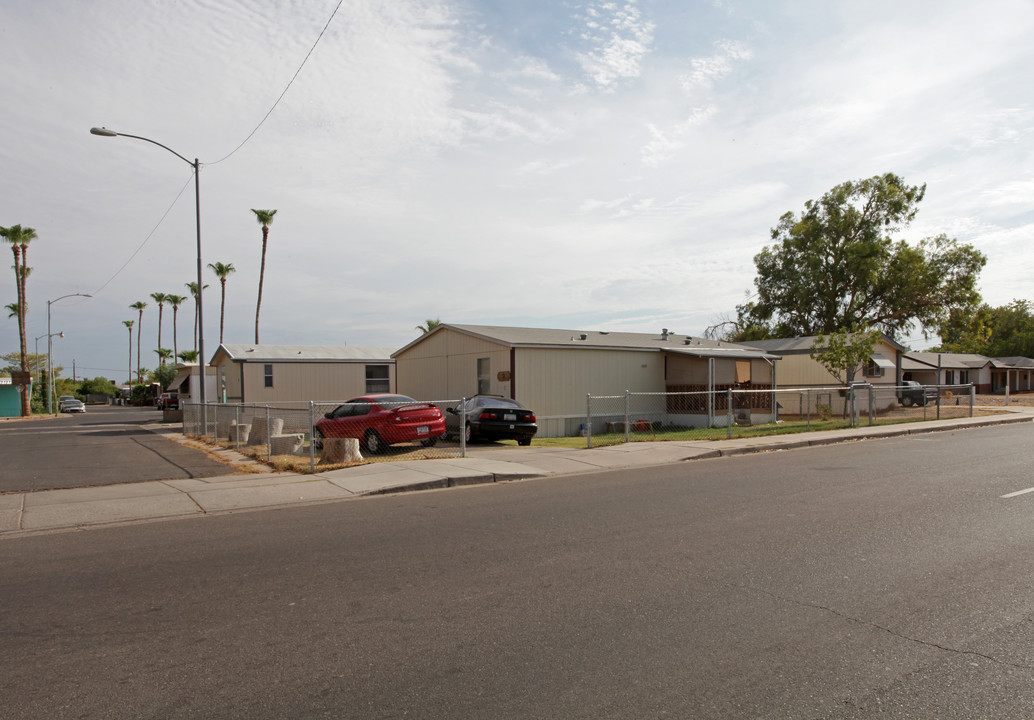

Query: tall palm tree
[5,302,18,319]
[165,294,188,360]
[150,292,169,365]
[177,349,199,363]
[416,318,442,334]
[185,281,209,353]
[251,209,277,344]
[123,320,134,385]
[130,301,147,383]
[154,348,173,365]
[208,261,236,344]
[1,224,37,416]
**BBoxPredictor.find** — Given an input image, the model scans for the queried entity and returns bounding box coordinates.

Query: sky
[2,0,1033,382]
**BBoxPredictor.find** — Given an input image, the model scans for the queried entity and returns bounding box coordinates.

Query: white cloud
[575,1,656,89]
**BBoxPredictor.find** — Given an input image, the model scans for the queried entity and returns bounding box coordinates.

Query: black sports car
[446,395,537,446]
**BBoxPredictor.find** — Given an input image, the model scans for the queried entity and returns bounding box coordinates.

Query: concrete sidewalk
[3,410,1031,537]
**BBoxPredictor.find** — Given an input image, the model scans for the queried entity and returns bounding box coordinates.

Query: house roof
[903,352,993,370]
[213,344,395,364]
[394,324,780,360]
[995,356,1034,369]
[741,333,908,354]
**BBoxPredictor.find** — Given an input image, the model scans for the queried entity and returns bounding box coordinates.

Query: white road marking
[1001,486,1034,499]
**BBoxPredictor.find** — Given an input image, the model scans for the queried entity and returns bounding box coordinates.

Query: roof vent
[580,333,588,340]
[661,328,670,340]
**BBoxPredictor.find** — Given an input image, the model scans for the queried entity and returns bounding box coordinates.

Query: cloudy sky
[2,0,1033,382]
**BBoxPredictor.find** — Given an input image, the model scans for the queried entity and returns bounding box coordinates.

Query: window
[365,365,390,393]
[959,370,970,384]
[735,360,751,384]
[477,358,491,395]
[944,370,955,385]
[864,360,885,378]
[263,364,273,388]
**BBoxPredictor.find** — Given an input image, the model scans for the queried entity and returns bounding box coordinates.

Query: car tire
[517,438,531,447]
[365,429,385,454]
[464,423,473,444]
[901,396,914,407]
[312,427,324,450]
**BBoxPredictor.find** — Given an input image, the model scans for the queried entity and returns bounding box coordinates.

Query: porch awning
[870,354,895,370]
[167,367,191,392]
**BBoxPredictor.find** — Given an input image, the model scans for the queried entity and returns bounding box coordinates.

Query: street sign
[10,371,31,386]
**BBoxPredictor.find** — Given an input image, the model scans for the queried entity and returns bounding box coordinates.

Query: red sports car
[313,394,445,454]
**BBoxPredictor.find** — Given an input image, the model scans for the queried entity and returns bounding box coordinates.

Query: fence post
[460,397,467,458]
[235,404,241,452]
[727,388,733,439]
[807,388,811,430]
[266,405,271,461]
[868,385,875,426]
[586,394,592,449]
[970,384,975,417]
[309,401,316,472]
[624,390,631,444]
[936,386,941,420]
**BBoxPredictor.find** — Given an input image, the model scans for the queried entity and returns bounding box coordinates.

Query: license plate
[503,413,517,421]
[417,426,429,435]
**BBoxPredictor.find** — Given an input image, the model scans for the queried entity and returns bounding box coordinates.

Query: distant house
[392,324,781,437]
[992,357,1034,393]
[901,352,994,393]
[207,344,396,404]
[165,363,218,405]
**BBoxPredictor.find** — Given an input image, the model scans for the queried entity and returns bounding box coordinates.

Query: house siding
[395,328,510,401]
[212,359,395,404]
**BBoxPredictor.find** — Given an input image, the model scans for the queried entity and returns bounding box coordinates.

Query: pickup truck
[156,391,179,410]
[897,381,933,407]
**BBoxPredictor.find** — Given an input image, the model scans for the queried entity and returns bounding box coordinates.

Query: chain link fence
[183,398,467,472]
[583,384,977,447]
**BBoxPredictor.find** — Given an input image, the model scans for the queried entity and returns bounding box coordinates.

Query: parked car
[898,380,933,407]
[59,398,86,413]
[313,394,445,454]
[157,391,179,410]
[445,395,537,446]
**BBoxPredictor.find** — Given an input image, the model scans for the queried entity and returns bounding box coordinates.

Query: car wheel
[901,396,914,407]
[365,429,385,454]
[517,438,531,446]
[464,423,473,444]
[421,437,438,448]
[312,427,324,450]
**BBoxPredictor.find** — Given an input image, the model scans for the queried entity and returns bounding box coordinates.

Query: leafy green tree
[79,376,117,398]
[208,261,236,344]
[1,223,37,416]
[251,208,277,344]
[416,318,442,334]
[937,300,1034,358]
[130,301,147,383]
[166,294,188,359]
[736,173,986,340]
[150,363,178,390]
[150,292,170,364]
[811,327,883,385]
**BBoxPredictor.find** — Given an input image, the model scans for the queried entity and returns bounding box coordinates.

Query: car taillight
[525,413,536,422]
[479,411,498,420]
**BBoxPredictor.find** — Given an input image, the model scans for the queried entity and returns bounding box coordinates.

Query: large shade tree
[735,173,986,340]
[1,224,37,416]
[251,208,277,344]
[208,261,236,344]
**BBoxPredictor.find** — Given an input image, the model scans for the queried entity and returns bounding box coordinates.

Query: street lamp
[47,293,91,413]
[35,331,64,387]
[90,126,207,411]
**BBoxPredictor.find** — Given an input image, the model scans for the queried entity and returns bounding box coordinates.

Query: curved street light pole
[90,127,207,414]
[47,293,90,413]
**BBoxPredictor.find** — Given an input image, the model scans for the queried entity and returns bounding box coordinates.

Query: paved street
[3,423,1034,719]
[0,406,234,492]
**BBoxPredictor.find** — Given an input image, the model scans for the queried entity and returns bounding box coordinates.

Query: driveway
[0,405,237,493]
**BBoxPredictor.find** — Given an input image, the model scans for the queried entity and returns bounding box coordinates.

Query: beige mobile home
[393,324,780,437]
[208,344,396,404]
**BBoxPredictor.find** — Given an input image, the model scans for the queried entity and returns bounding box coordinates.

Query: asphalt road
[3,424,1034,718]
[0,406,233,492]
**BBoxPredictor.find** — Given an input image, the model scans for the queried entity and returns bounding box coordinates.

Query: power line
[208,0,345,165]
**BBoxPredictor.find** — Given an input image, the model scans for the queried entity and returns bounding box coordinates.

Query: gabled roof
[742,333,907,355]
[995,356,1034,369]
[213,344,395,364]
[394,324,780,360]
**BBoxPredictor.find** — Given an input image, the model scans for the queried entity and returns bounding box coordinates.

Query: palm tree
[208,262,236,344]
[150,292,169,365]
[251,209,277,344]
[130,301,147,383]
[154,348,173,365]
[165,294,188,360]
[416,318,442,334]
[123,320,135,385]
[5,302,17,319]
[185,281,209,352]
[177,349,199,363]
[1,224,37,416]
